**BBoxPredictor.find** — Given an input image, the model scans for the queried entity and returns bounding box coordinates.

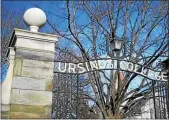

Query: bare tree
[34,1,168,118]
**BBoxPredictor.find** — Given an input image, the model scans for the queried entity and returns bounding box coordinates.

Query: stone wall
[8,58,53,119]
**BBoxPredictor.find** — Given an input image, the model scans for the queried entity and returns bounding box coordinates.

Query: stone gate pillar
[1,8,58,119]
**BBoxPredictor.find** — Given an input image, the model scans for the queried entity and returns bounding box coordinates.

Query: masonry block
[12,76,46,91]
[2,104,10,112]
[18,90,52,106]
[45,106,52,118]
[10,104,46,113]
[21,66,53,79]
[22,59,54,69]
[15,48,55,61]
[46,80,53,91]
[14,58,22,76]
[10,112,45,119]
[10,89,19,104]
[1,111,9,119]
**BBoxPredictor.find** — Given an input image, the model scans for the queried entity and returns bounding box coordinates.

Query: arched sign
[54,58,168,81]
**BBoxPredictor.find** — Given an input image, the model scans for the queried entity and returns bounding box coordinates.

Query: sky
[1,1,168,85]
[3,1,48,10]
[2,1,63,32]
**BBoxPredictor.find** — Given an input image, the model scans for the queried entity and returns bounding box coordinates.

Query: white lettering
[68,63,76,73]
[85,62,89,71]
[161,71,168,81]
[134,64,140,73]
[90,60,98,70]
[98,60,106,69]
[77,63,86,73]
[58,62,67,72]
[140,67,147,75]
[156,72,161,80]
[57,60,167,81]
[120,61,126,70]
[134,64,147,75]
[127,62,134,71]
[109,60,114,69]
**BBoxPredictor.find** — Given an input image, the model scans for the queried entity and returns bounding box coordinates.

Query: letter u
[58,62,67,72]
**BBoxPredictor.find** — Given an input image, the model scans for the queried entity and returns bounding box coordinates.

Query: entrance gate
[52,73,79,119]
[126,80,169,119]
[51,58,169,119]
[152,80,169,119]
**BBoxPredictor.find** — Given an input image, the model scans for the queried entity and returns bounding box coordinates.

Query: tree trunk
[104,109,122,119]
[105,114,121,119]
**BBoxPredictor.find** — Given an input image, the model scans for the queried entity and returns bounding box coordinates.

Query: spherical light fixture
[23,8,47,32]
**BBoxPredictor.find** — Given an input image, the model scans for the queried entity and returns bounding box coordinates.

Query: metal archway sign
[54,58,168,81]
[52,57,168,119]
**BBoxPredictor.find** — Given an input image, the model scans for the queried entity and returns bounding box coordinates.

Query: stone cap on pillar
[8,28,59,51]
[10,28,59,45]
[7,28,59,61]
